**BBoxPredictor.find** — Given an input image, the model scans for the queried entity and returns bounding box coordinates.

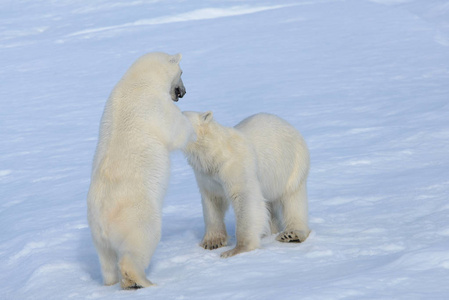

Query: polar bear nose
[176,86,186,98]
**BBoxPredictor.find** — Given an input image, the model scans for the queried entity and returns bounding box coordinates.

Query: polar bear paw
[119,256,155,290]
[220,245,255,258]
[121,277,154,290]
[276,230,309,243]
[200,234,228,250]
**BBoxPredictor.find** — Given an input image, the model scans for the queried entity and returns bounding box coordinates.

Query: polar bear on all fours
[87,52,195,289]
[183,111,311,258]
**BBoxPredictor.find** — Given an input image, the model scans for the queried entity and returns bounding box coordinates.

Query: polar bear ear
[201,111,213,123]
[169,53,182,64]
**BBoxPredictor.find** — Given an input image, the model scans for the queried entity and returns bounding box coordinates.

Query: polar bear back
[235,113,310,200]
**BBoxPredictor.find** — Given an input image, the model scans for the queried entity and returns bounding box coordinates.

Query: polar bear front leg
[221,186,267,258]
[200,192,229,250]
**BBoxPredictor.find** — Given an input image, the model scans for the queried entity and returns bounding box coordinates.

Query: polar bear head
[182,111,216,169]
[182,111,214,151]
[183,111,214,137]
[126,52,186,102]
[166,53,186,102]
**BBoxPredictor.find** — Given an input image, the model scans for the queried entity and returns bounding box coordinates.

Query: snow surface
[1,0,449,299]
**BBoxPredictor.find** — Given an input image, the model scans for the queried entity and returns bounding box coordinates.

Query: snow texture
[1,0,449,299]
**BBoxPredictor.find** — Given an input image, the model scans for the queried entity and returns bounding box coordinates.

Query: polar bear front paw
[276,230,309,243]
[200,234,228,250]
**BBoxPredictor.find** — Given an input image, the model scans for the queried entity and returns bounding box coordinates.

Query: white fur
[183,111,310,257]
[87,52,195,289]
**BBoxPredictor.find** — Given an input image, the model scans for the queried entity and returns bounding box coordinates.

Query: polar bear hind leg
[95,241,119,286]
[114,215,159,289]
[119,254,154,289]
[268,201,283,235]
[276,180,310,243]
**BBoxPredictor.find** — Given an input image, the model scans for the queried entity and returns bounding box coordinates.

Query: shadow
[77,227,103,284]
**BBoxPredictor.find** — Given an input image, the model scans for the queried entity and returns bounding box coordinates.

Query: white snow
[1,0,449,299]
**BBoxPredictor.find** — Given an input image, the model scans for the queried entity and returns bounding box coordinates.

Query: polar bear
[183,111,310,258]
[87,52,195,289]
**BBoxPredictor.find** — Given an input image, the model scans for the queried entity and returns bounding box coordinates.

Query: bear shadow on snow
[77,229,102,284]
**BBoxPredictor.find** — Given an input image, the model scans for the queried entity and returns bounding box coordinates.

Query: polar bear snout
[171,78,186,102]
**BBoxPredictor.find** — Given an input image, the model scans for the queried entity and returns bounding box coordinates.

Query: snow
[1,0,449,299]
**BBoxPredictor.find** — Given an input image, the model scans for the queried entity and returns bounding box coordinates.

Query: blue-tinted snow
[1,0,448,299]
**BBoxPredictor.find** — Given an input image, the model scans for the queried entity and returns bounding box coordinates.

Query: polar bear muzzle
[171,78,186,102]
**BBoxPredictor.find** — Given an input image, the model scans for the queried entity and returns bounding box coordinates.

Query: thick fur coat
[183,111,310,257]
[87,52,195,289]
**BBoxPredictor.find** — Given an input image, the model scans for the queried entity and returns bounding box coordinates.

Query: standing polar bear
[87,52,195,289]
[183,111,310,258]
